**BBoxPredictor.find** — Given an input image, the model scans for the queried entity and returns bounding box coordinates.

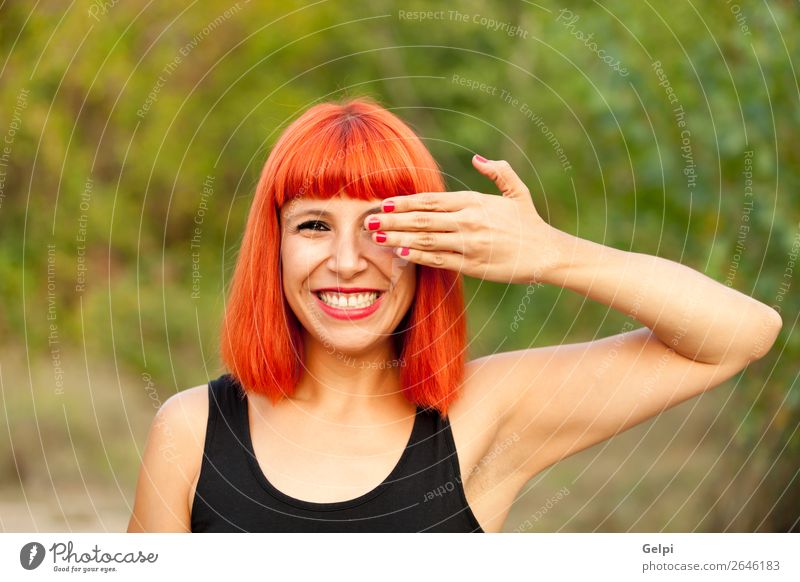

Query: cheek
[281,238,328,280]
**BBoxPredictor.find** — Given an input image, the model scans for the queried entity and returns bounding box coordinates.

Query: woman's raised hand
[363,155,563,285]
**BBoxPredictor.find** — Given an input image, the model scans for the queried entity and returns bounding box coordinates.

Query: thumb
[471,154,531,202]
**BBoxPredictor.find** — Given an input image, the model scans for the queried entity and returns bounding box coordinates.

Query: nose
[325,223,371,278]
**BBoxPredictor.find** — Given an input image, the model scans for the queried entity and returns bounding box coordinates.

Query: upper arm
[468,324,776,483]
[127,384,208,533]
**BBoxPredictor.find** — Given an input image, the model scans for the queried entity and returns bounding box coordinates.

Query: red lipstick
[312,287,384,293]
[312,289,385,320]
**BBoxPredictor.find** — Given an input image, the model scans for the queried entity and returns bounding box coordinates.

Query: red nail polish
[400,247,409,256]
[375,231,387,243]
[474,154,488,163]
[382,200,395,212]
[368,218,380,231]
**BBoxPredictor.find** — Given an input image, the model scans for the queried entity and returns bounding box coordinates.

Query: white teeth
[317,291,379,309]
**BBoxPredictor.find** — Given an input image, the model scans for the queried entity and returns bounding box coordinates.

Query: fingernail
[400,247,410,256]
[368,218,380,231]
[474,154,488,163]
[382,200,395,212]
[375,231,387,243]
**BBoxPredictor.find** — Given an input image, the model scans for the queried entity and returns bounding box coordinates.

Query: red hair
[220,96,466,418]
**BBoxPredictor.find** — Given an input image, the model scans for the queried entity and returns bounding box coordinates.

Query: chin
[322,336,388,358]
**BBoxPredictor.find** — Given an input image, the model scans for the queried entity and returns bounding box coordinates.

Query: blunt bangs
[220,96,466,417]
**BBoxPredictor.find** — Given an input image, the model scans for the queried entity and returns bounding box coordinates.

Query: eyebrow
[291,206,383,222]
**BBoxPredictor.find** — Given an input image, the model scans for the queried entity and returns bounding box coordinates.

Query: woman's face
[279,194,416,356]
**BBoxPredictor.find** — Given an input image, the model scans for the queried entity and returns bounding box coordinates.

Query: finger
[372,230,469,254]
[365,210,463,233]
[379,191,469,214]
[393,246,466,272]
[471,155,530,201]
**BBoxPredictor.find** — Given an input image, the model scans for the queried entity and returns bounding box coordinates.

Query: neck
[288,332,412,418]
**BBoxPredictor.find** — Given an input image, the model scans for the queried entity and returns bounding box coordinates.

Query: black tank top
[190,374,485,532]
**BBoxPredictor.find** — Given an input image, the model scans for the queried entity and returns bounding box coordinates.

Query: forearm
[540,227,783,364]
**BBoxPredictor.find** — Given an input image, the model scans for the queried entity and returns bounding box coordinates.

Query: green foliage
[0,0,796,530]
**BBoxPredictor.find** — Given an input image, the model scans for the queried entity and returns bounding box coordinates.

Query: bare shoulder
[457,350,552,428]
[465,345,555,411]
[159,383,210,435]
[151,383,210,487]
[150,383,210,460]
[449,354,540,449]
[454,358,511,424]
[127,383,210,533]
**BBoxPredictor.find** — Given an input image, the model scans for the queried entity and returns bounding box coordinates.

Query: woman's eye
[297,220,329,232]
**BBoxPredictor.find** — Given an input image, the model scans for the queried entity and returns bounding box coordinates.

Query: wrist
[531,223,577,285]
[535,227,586,287]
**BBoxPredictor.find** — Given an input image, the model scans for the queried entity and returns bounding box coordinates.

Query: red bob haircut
[220,96,467,418]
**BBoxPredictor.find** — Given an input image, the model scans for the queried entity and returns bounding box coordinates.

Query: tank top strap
[200,373,249,471]
[207,373,247,434]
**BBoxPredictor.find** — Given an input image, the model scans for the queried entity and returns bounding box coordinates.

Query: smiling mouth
[313,290,385,309]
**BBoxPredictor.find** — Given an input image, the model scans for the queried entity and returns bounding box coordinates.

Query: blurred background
[0,0,797,532]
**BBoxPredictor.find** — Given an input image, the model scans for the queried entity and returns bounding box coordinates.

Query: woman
[127,96,782,533]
